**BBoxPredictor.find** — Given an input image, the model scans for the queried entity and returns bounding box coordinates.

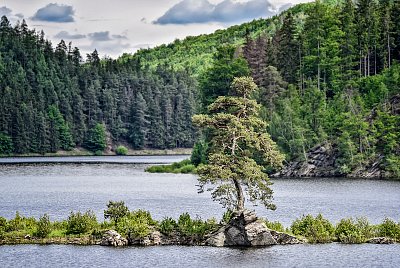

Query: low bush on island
[335,218,374,244]
[377,218,400,241]
[0,203,399,245]
[66,211,98,235]
[146,159,196,174]
[291,214,335,243]
[115,146,128,156]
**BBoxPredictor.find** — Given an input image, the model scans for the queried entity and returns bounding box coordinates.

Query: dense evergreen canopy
[0,16,197,154]
[0,0,399,178]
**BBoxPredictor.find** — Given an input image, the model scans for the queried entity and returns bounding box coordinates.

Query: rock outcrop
[274,142,342,178]
[206,210,300,247]
[270,230,303,245]
[274,95,400,179]
[274,142,389,179]
[129,230,162,246]
[100,230,128,247]
[367,237,396,244]
[347,155,384,178]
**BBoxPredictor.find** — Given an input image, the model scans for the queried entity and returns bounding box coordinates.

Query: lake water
[0,156,399,267]
[1,244,400,268]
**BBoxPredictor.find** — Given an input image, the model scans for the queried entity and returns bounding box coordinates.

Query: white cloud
[155,0,276,25]
[32,3,75,23]
[55,31,86,40]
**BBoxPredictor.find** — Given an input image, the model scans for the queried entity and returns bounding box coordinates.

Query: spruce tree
[129,93,148,149]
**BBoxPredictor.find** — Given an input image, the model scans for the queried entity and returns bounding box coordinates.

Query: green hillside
[0,0,399,177]
[118,4,311,76]
[133,0,400,177]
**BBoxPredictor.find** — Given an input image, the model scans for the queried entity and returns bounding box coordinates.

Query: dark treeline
[0,0,399,176]
[0,16,197,154]
[241,0,400,176]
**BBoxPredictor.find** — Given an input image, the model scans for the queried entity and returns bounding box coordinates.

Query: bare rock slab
[368,237,396,244]
[101,230,128,247]
[206,210,299,247]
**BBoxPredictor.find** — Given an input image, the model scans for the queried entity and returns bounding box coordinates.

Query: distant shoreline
[0,154,191,165]
[0,148,192,158]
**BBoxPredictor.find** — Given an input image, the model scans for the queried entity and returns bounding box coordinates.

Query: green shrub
[335,218,374,243]
[6,212,37,233]
[377,218,400,240]
[104,201,129,226]
[197,217,217,237]
[36,214,52,238]
[179,164,196,173]
[115,145,128,155]
[291,214,335,243]
[177,212,193,235]
[0,217,6,239]
[48,228,67,238]
[265,221,285,233]
[221,209,233,224]
[66,211,97,235]
[177,213,217,237]
[94,150,103,156]
[91,228,104,239]
[146,159,196,174]
[131,210,157,226]
[159,217,177,236]
[6,212,23,232]
[354,217,376,239]
[0,217,7,228]
[116,210,157,239]
[145,165,166,173]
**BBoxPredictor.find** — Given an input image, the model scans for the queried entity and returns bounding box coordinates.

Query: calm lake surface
[1,156,399,267]
[1,244,400,268]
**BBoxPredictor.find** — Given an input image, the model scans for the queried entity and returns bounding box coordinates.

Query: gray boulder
[367,237,395,244]
[207,210,299,247]
[100,230,128,247]
[270,230,302,245]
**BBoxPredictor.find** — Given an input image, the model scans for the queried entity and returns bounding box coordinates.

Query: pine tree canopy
[193,77,284,211]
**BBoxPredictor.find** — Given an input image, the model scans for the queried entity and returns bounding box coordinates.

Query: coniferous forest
[0,17,197,154]
[0,0,399,176]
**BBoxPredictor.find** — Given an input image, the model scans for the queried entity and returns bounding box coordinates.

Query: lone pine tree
[193,77,284,212]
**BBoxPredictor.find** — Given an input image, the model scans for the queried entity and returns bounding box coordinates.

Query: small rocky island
[1,205,398,247]
[100,210,300,247]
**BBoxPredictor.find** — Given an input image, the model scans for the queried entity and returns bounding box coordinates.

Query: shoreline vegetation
[0,148,192,158]
[145,159,197,174]
[145,159,400,181]
[1,202,399,247]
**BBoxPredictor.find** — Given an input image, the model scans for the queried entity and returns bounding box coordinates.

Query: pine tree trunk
[231,134,245,211]
[233,178,245,211]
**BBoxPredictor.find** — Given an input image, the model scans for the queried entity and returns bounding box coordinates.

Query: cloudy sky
[0,0,312,59]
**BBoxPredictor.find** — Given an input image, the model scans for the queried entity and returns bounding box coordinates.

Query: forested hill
[0,0,399,177]
[0,17,197,155]
[148,0,399,177]
[238,0,400,177]
[120,18,273,76]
